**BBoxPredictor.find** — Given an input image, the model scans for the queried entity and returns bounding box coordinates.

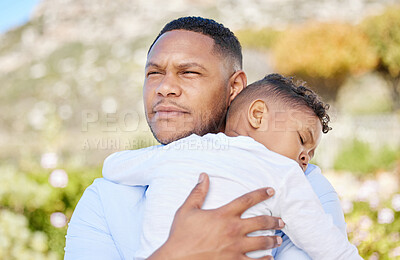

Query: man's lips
[152,105,189,119]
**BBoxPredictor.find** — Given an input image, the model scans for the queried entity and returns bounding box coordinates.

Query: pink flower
[49,169,68,188]
[50,212,67,228]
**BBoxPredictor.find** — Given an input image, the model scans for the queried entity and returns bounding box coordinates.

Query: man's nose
[156,74,182,97]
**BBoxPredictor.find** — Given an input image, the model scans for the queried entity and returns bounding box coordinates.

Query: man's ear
[248,99,268,129]
[228,70,247,105]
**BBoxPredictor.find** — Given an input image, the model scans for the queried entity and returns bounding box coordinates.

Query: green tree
[362,6,400,111]
[271,22,377,102]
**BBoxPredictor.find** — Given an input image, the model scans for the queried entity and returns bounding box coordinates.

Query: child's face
[254,107,322,172]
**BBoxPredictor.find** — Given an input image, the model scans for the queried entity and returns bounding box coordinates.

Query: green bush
[0,164,102,259]
[334,139,400,175]
[0,209,59,260]
[361,5,400,110]
[346,196,400,259]
[362,6,400,79]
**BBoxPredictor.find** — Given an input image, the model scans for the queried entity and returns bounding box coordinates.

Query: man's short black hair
[228,73,331,133]
[148,16,243,70]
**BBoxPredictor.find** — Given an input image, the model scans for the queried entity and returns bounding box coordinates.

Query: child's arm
[102,150,138,184]
[102,148,158,185]
[276,165,361,260]
[274,238,312,260]
[275,165,347,259]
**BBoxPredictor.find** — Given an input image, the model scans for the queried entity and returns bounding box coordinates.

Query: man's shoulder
[305,165,337,197]
[66,178,146,258]
[304,165,347,234]
[76,178,147,233]
[69,177,145,222]
[88,177,147,198]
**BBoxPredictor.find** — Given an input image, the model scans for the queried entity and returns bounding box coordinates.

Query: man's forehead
[149,30,215,55]
[145,60,207,71]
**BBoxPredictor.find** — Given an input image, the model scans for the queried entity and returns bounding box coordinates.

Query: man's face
[144,30,232,144]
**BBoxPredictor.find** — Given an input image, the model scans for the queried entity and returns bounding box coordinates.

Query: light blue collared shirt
[64,164,346,260]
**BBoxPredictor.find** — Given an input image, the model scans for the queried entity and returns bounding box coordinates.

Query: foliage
[271,22,378,101]
[361,6,400,110]
[334,139,400,175]
[345,196,400,259]
[361,6,400,79]
[0,164,102,259]
[272,22,377,78]
[235,27,281,49]
[0,209,58,260]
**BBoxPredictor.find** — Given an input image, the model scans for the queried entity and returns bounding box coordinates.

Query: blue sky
[0,0,41,34]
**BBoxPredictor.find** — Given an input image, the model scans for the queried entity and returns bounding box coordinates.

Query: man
[65,17,346,260]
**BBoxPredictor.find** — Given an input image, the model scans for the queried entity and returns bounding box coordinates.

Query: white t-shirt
[103,133,361,260]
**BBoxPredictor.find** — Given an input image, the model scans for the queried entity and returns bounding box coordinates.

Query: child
[103,74,361,259]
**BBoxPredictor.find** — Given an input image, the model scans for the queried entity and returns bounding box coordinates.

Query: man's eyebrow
[145,62,161,69]
[177,62,207,71]
[145,62,207,71]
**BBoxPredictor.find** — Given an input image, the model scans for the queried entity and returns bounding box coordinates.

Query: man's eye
[183,71,199,75]
[147,71,161,76]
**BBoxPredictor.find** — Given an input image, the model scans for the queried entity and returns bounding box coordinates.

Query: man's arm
[65,178,148,260]
[65,179,123,260]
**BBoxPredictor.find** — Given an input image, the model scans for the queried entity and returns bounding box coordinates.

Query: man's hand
[148,173,284,260]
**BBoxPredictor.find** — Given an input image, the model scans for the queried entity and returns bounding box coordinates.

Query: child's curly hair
[229,73,332,133]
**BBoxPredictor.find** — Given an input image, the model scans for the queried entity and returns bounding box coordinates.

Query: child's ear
[248,99,268,129]
[228,70,247,105]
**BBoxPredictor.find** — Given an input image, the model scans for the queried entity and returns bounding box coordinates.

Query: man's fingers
[257,256,274,260]
[179,173,210,210]
[241,235,283,253]
[221,188,276,216]
[241,215,284,234]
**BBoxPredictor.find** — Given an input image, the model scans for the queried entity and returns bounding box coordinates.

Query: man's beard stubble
[148,101,228,145]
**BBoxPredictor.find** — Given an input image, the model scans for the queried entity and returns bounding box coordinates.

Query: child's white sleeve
[277,166,362,260]
[102,148,156,185]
